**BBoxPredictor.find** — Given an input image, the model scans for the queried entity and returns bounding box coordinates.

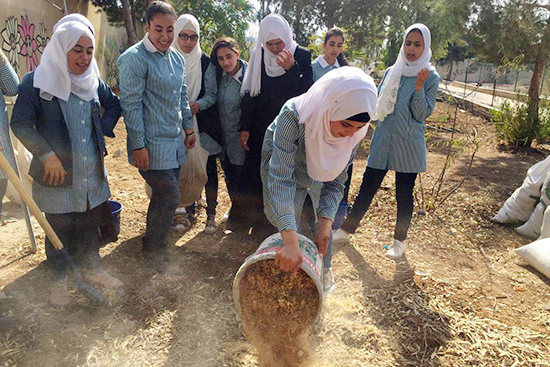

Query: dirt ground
[1,101,549,367]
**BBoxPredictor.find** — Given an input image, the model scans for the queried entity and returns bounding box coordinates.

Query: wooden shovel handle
[0,149,64,250]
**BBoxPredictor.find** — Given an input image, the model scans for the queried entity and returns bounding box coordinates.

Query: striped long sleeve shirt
[367,68,440,173]
[32,94,110,214]
[0,61,20,180]
[261,100,358,232]
[118,36,193,170]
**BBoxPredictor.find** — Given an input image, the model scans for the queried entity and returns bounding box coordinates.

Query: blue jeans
[140,168,180,252]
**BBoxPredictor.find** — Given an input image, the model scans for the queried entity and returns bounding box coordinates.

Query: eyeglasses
[179,33,199,41]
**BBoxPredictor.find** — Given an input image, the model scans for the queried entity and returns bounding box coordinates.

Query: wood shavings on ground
[2,105,550,366]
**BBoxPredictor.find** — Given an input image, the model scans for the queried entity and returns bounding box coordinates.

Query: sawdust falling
[238,260,320,367]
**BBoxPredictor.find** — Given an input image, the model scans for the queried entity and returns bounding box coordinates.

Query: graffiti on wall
[1,15,50,73]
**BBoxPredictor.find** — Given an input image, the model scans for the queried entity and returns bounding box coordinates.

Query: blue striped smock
[261,99,358,232]
[33,94,110,214]
[0,62,20,179]
[217,63,246,165]
[118,37,193,170]
[367,67,440,173]
[311,57,339,82]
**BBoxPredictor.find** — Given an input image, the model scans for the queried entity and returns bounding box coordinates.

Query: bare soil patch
[1,101,549,366]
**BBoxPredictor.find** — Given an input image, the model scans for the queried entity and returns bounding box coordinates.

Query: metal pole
[478,63,483,83]
[8,131,37,252]
[464,59,470,97]
[492,65,498,107]
[5,103,37,253]
[61,0,68,15]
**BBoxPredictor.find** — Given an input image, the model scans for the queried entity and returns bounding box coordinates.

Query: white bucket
[233,233,324,323]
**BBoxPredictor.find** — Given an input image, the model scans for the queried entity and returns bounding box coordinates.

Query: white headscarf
[172,14,202,102]
[374,23,436,121]
[53,13,95,35]
[34,21,99,102]
[241,13,298,97]
[294,67,378,182]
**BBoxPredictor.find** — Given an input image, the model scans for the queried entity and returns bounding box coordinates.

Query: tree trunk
[525,14,550,147]
[293,7,304,45]
[526,59,546,146]
[121,0,138,46]
[130,0,139,39]
[447,60,454,81]
[492,68,498,106]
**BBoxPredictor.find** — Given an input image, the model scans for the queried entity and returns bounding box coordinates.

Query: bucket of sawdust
[233,233,324,327]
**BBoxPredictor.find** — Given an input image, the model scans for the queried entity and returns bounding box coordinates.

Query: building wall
[0,0,127,90]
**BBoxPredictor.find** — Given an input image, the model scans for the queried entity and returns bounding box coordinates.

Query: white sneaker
[385,239,406,259]
[323,268,335,293]
[222,210,230,223]
[174,207,187,215]
[332,228,351,243]
[205,215,217,234]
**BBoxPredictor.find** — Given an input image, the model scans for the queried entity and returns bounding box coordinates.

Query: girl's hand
[415,68,430,91]
[276,230,303,273]
[276,49,296,71]
[185,131,196,149]
[43,154,67,185]
[189,101,200,115]
[133,147,149,171]
[240,131,250,152]
[315,217,333,257]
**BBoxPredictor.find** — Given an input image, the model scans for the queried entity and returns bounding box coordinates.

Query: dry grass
[1,102,550,366]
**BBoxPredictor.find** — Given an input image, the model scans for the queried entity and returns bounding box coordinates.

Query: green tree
[322,0,473,68]
[273,0,319,45]
[468,0,549,146]
[92,0,253,53]
[91,0,148,37]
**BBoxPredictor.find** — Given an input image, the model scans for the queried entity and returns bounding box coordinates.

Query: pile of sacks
[493,155,550,279]
[493,155,550,239]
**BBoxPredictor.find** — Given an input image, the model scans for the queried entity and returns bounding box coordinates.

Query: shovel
[0,149,106,304]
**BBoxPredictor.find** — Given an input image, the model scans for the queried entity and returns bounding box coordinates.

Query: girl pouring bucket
[260,66,378,293]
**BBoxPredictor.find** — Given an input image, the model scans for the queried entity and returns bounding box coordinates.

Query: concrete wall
[0,0,127,91]
[435,59,534,86]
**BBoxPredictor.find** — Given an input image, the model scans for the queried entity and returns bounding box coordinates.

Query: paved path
[439,82,520,109]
